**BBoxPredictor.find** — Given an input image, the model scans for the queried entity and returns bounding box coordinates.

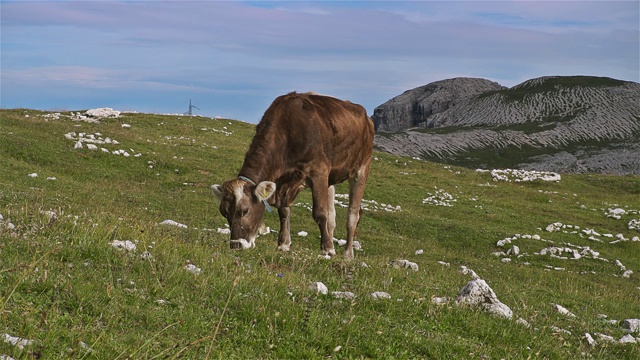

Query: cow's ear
[255,181,276,201]
[211,184,223,202]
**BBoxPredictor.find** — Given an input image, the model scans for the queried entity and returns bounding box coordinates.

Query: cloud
[1,0,638,121]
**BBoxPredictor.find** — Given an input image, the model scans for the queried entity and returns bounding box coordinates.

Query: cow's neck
[237,135,282,185]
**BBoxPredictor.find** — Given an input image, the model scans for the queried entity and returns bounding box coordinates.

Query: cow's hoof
[322,248,336,257]
[277,244,290,252]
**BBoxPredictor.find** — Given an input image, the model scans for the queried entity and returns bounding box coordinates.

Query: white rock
[3,333,34,349]
[621,319,640,333]
[455,278,513,319]
[507,245,520,256]
[551,326,572,335]
[371,291,391,300]
[553,304,576,317]
[459,266,480,279]
[501,258,512,263]
[74,141,83,149]
[28,173,38,178]
[431,296,449,305]
[309,282,328,295]
[609,208,626,216]
[332,291,356,300]
[584,333,597,346]
[596,333,615,342]
[391,259,419,271]
[122,124,131,128]
[86,144,98,150]
[622,270,633,278]
[415,249,424,255]
[516,318,530,327]
[85,107,121,118]
[110,240,136,252]
[297,231,308,237]
[183,264,201,275]
[159,219,188,228]
[618,334,637,344]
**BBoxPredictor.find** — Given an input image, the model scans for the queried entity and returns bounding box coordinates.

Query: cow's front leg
[276,206,292,251]
[311,179,335,256]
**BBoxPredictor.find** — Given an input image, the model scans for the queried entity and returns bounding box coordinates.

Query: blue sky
[2,0,638,122]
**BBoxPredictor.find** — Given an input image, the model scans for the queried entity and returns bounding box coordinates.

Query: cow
[211,92,374,258]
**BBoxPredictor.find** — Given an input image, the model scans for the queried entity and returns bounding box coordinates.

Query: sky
[1,0,638,123]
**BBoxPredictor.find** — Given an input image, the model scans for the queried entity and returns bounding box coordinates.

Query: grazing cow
[211,92,374,258]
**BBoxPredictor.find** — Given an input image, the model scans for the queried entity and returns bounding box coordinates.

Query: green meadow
[1,109,639,359]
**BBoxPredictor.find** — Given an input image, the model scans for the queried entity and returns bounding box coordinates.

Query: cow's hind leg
[345,165,370,259]
[327,185,336,243]
[277,207,292,251]
[310,174,335,256]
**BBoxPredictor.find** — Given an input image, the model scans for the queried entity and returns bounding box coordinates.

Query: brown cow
[211,92,374,258]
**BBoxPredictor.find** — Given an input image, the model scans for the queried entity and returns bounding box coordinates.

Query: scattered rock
[455,278,513,319]
[3,333,34,349]
[618,334,638,344]
[183,263,201,275]
[332,291,356,300]
[391,259,419,271]
[621,319,640,333]
[309,282,328,295]
[110,240,136,252]
[159,220,188,228]
[459,266,480,279]
[371,291,391,300]
[584,332,597,346]
[431,296,449,305]
[553,304,576,318]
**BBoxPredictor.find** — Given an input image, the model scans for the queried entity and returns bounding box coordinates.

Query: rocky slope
[372,76,640,175]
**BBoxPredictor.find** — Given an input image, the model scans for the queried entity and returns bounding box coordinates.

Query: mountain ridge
[372,76,640,175]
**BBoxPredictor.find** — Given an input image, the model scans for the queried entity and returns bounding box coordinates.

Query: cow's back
[244,92,373,187]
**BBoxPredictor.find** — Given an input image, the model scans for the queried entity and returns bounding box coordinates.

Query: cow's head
[211,178,276,249]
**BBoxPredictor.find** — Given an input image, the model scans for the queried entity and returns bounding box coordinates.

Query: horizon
[2,0,638,122]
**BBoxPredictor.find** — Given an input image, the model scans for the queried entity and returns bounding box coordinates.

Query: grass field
[1,109,639,359]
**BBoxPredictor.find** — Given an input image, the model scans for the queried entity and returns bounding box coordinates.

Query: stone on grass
[371,291,391,300]
[618,334,637,344]
[183,264,201,275]
[159,219,188,228]
[110,240,136,252]
[309,282,328,295]
[390,259,419,271]
[332,291,356,300]
[455,278,513,319]
[431,296,449,305]
[3,333,34,349]
[459,266,480,279]
[584,332,597,346]
[553,304,576,317]
[621,319,640,333]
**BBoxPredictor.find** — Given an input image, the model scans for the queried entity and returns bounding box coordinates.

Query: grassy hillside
[1,109,639,359]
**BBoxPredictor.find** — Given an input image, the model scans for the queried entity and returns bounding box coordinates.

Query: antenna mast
[186,99,200,116]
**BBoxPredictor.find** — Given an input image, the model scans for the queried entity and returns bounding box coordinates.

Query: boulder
[455,279,513,319]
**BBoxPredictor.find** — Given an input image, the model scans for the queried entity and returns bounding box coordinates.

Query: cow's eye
[238,208,249,217]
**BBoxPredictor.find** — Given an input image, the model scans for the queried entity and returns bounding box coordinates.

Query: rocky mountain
[372,76,640,175]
